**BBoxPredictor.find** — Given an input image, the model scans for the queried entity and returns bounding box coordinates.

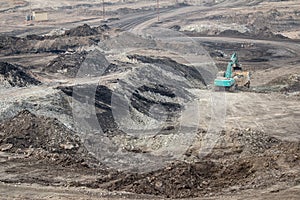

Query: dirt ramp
[0,62,40,88]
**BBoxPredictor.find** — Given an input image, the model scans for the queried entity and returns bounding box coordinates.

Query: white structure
[32,11,48,21]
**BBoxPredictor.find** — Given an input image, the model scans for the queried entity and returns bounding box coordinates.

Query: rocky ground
[0,0,299,199]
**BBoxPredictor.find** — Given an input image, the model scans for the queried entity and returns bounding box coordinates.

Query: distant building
[32,11,48,21]
[25,11,48,22]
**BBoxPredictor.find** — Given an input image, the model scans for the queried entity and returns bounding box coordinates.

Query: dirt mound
[218,27,288,40]
[127,55,207,87]
[0,110,299,198]
[0,35,29,55]
[59,56,201,134]
[0,34,95,55]
[105,161,245,198]
[251,26,288,40]
[102,129,300,198]
[0,110,79,153]
[218,29,248,37]
[44,51,89,77]
[44,50,121,77]
[59,84,119,133]
[0,110,96,166]
[64,24,110,37]
[0,62,41,88]
[270,74,300,94]
[0,24,110,55]
[255,73,300,95]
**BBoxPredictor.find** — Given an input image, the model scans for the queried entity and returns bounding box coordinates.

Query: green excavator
[214,53,250,91]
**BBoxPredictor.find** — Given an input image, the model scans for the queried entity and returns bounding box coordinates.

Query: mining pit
[0,0,299,199]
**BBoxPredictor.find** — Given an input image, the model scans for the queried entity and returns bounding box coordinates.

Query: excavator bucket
[233,71,251,88]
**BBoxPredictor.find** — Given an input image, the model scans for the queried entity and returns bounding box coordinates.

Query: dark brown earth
[0,110,99,167]
[103,130,300,198]
[0,111,299,198]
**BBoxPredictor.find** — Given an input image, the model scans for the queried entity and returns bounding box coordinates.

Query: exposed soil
[127,55,207,87]
[251,73,300,96]
[0,1,299,200]
[183,27,289,41]
[0,34,95,55]
[100,129,299,198]
[44,51,89,77]
[0,24,111,56]
[0,62,41,88]
[0,111,299,198]
[218,28,289,40]
[0,110,99,167]
[64,24,110,37]
[178,1,300,40]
